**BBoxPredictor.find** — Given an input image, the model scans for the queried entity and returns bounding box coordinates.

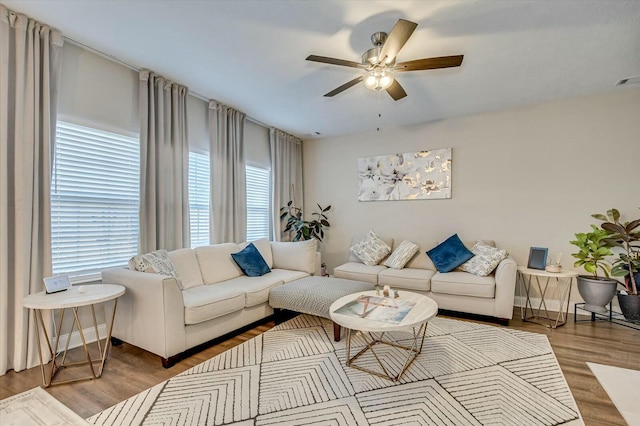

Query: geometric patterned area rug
[0,387,89,425]
[88,315,583,426]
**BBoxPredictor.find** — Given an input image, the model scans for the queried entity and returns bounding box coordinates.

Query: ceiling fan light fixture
[364,69,394,91]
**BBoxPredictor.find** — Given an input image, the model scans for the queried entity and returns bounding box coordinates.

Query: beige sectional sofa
[334,237,517,323]
[102,238,320,367]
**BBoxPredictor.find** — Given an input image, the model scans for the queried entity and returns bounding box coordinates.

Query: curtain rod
[64,36,271,129]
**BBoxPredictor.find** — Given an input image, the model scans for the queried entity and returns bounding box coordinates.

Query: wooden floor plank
[0,310,637,425]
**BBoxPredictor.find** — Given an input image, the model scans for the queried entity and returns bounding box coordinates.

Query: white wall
[303,89,640,303]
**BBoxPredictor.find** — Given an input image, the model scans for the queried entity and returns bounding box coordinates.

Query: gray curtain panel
[0,5,63,374]
[270,128,303,241]
[139,71,190,253]
[209,101,247,243]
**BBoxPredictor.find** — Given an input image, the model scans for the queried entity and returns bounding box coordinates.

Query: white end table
[517,266,577,328]
[23,284,125,387]
[330,290,438,382]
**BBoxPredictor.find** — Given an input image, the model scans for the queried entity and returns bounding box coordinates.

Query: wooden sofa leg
[161,355,178,369]
[333,323,341,342]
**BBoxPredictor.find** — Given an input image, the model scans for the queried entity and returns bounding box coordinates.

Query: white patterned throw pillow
[458,241,509,277]
[384,240,420,269]
[129,250,178,278]
[351,230,392,266]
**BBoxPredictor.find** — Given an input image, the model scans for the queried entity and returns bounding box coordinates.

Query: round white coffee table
[23,284,125,387]
[330,290,438,382]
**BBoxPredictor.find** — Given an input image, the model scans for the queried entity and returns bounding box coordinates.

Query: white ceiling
[4,0,640,139]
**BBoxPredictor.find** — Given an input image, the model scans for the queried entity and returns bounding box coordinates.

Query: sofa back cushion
[239,238,273,268]
[403,241,437,271]
[271,239,316,274]
[168,248,204,290]
[195,243,243,284]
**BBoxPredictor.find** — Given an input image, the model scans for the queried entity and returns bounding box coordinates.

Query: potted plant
[570,225,619,314]
[279,201,331,242]
[592,208,640,321]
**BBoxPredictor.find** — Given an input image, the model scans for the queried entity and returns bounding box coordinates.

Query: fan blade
[324,76,364,97]
[377,19,418,65]
[386,80,407,101]
[306,55,367,69]
[396,55,464,72]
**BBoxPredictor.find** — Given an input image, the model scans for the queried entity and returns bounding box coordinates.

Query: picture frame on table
[43,276,71,294]
[527,247,548,270]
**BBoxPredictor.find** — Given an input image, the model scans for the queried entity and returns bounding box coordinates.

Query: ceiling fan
[306,19,463,101]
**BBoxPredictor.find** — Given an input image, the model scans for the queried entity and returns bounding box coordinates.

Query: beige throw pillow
[458,241,509,277]
[384,240,420,269]
[351,230,392,266]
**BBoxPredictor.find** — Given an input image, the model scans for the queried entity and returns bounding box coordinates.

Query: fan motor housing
[363,32,396,66]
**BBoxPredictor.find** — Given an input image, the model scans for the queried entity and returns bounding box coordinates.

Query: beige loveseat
[334,237,517,323]
[102,239,319,367]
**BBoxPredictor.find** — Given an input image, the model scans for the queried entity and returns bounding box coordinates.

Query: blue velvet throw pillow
[231,243,271,277]
[426,234,474,273]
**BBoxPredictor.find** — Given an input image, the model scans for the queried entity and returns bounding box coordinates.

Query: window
[246,166,270,241]
[189,151,210,248]
[51,121,139,277]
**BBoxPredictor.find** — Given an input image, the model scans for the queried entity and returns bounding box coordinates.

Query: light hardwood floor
[1,310,638,425]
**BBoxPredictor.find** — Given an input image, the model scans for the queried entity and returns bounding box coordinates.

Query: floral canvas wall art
[357,148,452,201]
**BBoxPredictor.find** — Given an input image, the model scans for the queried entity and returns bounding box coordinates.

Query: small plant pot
[576,275,618,314]
[617,293,640,322]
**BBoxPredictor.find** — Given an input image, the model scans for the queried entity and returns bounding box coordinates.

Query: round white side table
[330,290,438,381]
[23,284,125,387]
[517,266,577,328]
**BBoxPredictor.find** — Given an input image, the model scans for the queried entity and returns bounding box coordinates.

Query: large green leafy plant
[592,208,640,295]
[570,225,613,278]
[279,201,331,242]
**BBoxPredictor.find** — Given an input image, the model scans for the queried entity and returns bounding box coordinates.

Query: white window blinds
[189,151,211,248]
[246,166,270,241]
[51,121,140,276]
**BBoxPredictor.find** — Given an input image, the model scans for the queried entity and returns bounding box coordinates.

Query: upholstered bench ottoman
[269,276,374,341]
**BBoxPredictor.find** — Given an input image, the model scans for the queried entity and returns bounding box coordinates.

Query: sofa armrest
[102,268,186,359]
[493,257,518,319]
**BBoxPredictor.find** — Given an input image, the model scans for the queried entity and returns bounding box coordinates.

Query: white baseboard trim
[56,323,108,351]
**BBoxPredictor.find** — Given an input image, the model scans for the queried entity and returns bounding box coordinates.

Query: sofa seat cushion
[268,269,309,284]
[182,283,245,325]
[228,274,285,307]
[378,268,434,292]
[334,262,387,284]
[431,272,495,298]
